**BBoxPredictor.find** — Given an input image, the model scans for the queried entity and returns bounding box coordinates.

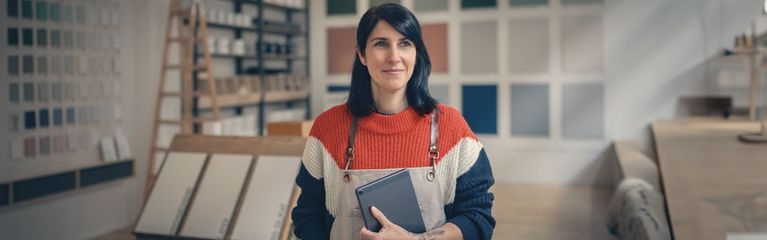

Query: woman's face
[357,21,416,98]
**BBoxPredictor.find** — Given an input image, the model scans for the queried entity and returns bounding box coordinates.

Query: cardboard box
[266,121,313,137]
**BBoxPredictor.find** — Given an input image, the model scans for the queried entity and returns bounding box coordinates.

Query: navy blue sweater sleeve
[445,148,496,240]
[291,164,330,240]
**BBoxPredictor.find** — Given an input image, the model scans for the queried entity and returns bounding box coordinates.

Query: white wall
[0,0,150,239]
[309,0,761,187]
[606,0,760,144]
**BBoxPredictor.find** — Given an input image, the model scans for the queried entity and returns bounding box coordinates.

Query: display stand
[134,135,305,240]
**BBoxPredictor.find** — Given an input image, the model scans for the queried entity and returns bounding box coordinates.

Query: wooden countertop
[652,118,767,240]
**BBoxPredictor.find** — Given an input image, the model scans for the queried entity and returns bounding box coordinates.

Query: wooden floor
[491,183,614,240]
[94,183,614,240]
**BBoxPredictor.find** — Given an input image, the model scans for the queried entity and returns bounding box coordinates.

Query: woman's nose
[386,47,401,63]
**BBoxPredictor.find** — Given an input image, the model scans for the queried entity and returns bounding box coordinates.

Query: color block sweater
[291,104,495,240]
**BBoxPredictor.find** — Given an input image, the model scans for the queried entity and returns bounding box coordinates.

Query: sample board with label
[134,152,207,235]
[231,155,302,240]
[179,154,253,239]
[134,135,306,240]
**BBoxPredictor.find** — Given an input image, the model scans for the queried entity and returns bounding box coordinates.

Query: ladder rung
[162,92,206,97]
[157,118,213,125]
[159,120,181,125]
[165,64,204,71]
[193,65,207,71]
[186,118,216,123]
[171,9,190,16]
[161,92,182,97]
[153,147,169,152]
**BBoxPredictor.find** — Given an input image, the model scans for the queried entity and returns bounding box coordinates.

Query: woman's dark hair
[346,3,438,117]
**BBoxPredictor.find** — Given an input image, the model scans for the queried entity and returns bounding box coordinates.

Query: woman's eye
[399,41,413,48]
[374,41,386,47]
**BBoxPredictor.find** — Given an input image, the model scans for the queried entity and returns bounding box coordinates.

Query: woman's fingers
[370,206,393,226]
[360,226,377,239]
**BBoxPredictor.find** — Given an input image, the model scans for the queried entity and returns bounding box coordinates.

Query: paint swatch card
[67,131,79,151]
[100,137,118,162]
[10,139,24,160]
[114,128,132,160]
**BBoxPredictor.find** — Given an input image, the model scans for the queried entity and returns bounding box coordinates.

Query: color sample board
[230,155,301,240]
[179,154,253,239]
[134,152,207,236]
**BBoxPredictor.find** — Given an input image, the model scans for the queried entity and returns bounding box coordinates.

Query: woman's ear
[356,45,367,66]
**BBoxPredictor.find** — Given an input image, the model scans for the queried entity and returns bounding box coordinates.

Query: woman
[292,3,495,240]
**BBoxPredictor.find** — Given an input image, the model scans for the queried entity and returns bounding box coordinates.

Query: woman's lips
[382,69,404,74]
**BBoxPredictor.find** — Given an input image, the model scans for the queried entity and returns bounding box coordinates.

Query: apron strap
[343,110,440,183]
[343,116,358,182]
[427,111,438,182]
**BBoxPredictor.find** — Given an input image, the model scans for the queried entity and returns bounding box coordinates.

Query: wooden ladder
[145,0,220,197]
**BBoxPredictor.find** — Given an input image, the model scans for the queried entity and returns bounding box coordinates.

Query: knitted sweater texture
[292,104,495,239]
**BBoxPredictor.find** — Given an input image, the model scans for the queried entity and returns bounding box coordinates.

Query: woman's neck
[373,92,408,114]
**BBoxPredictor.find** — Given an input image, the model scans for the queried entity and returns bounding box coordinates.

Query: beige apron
[329,167,447,240]
[329,111,446,240]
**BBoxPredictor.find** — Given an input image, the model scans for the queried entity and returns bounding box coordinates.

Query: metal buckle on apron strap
[427,145,438,182]
[343,110,440,183]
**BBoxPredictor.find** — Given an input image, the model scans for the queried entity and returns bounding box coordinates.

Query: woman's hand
[359,206,417,240]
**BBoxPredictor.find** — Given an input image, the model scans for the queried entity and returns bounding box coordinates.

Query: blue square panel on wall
[66,107,75,125]
[39,108,49,128]
[562,83,604,139]
[327,85,351,93]
[8,56,20,75]
[21,0,32,19]
[22,28,34,46]
[36,1,47,21]
[462,0,496,9]
[24,110,36,130]
[37,28,47,47]
[49,2,59,21]
[511,84,549,136]
[8,0,19,17]
[8,28,19,46]
[327,0,356,16]
[53,108,63,126]
[0,184,9,206]
[462,85,497,134]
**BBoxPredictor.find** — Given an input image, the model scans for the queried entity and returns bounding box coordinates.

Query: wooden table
[652,119,767,240]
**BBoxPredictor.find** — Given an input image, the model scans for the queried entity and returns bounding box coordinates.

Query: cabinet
[196,0,309,135]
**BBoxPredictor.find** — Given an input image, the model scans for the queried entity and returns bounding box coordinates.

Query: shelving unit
[196,0,310,135]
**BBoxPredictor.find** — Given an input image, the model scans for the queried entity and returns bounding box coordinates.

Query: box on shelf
[266,121,313,137]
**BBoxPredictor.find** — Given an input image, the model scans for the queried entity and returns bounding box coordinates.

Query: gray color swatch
[511,84,549,136]
[562,83,604,139]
